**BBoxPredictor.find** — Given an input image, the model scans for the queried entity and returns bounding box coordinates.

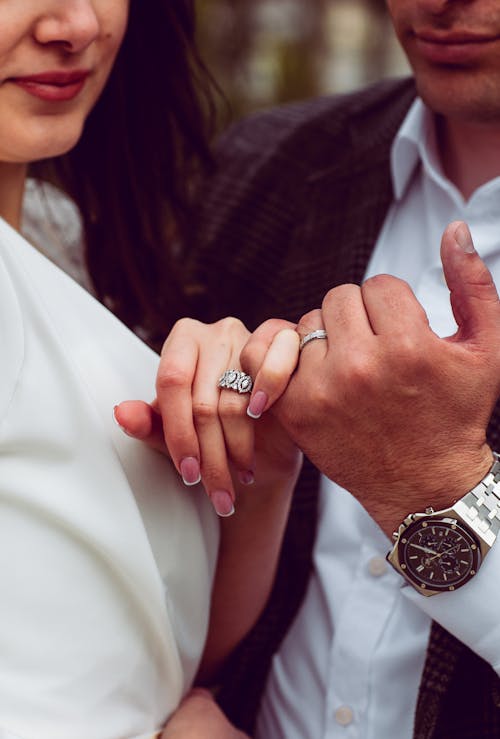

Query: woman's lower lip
[11,78,86,102]
[414,36,497,65]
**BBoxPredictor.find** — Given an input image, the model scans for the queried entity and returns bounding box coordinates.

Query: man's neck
[436,115,500,201]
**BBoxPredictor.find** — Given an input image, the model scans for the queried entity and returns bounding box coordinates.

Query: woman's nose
[33,0,100,54]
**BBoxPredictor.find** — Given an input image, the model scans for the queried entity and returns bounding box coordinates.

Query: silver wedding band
[218,369,253,394]
[299,329,328,351]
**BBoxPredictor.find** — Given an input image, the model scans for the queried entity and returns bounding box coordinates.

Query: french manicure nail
[238,470,255,486]
[247,390,268,419]
[180,457,201,486]
[454,222,475,254]
[211,490,235,517]
[113,405,133,436]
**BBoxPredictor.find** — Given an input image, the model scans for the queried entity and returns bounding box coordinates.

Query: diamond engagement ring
[218,369,253,394]
[299,329,328,351]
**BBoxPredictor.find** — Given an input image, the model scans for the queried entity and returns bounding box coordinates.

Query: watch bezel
[389,515,482,596]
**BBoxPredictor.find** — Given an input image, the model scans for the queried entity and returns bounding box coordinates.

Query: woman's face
[0,1,129,164]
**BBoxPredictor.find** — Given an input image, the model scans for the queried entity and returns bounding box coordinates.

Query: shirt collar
[391,98,445,201]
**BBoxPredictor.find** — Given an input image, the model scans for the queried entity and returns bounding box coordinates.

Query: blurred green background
[196,0,410,119]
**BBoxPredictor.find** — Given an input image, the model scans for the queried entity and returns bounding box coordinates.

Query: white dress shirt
[257,99,500,738]
[0,216,219,739]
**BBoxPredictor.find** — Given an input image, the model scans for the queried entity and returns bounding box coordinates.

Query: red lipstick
[10,70,89,102]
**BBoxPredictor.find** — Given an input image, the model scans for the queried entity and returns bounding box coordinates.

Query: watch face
[397,518,482,592]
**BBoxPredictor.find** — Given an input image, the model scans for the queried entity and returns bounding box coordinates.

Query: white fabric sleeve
[0,217,219,739]
[402,532,500,673]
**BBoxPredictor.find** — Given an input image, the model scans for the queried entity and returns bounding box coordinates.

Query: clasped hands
[116,221,500,537]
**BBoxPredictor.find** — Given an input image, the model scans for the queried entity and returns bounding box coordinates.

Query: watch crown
[392,531,398,542]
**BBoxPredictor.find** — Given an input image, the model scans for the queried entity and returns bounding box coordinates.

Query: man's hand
[160,690,249,739]
[242,221,500,536]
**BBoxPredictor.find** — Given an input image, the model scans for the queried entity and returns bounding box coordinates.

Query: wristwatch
[387,453,500,596]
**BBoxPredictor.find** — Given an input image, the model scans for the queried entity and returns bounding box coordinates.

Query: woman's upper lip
[414,30,500,45]
[11,70,89,86]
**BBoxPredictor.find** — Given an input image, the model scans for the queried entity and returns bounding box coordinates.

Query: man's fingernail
[247,390,268,419]
[180,457,201,486]
[238,470,255,486]
[211,490,235,517]
[454,222,475,254]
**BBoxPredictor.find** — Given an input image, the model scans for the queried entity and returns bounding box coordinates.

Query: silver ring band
[218,369,253,394]
[299,329,328,351]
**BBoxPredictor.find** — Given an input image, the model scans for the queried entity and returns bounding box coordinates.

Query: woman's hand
[115,317,301,517]
[116,316,303,678]
[160,689,249,739]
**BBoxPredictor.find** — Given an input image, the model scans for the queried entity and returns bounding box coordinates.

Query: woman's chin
[40,139,81,160]
[5,136,83,164]
[3,118,86,163]
[36,129,85,160]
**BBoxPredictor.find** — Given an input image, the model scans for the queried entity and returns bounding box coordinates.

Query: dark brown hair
[33,0,217,348]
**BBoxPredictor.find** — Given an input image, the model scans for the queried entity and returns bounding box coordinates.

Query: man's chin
[415,72,500,125]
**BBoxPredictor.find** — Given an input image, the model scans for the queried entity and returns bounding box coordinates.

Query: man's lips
[412,29,500,64]
[9,70,90,102]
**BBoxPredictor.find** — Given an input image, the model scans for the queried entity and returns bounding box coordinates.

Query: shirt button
[334,705,354,726]
[368,556,388,577]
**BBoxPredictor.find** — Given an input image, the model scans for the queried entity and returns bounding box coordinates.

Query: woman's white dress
[0,198,218,739]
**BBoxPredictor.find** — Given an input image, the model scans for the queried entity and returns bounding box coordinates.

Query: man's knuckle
[390,333,416,357]
[302,379,334,413]
[469,280,498,301]
[363,273,398,292]
[324,282,359,305]
[344,353,373,388]
[297,308,323,332]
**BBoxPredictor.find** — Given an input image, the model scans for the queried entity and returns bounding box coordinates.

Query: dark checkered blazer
[189,77,500,738]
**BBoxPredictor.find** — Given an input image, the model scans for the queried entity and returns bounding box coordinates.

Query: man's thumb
[441,220,500,343]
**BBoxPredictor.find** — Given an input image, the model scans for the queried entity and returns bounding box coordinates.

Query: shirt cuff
[401,531,500,673]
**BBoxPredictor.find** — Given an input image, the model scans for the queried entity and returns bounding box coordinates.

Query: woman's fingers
[158,317,253,517]
[217,378,256,484]
[191,351,248,517]
[241,319,299,419]
[156,322,203,485]
[248,329,300,419]
[117,315,298,516]
[113,400,167,453]
[113,394,242,517]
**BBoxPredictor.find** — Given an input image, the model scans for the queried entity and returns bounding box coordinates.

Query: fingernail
[180,457,201,486]
[247,390,268,419]
[211,490,235,517]
[238,470,255,486]
[113,405,133,436]
[454,222,475,254]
